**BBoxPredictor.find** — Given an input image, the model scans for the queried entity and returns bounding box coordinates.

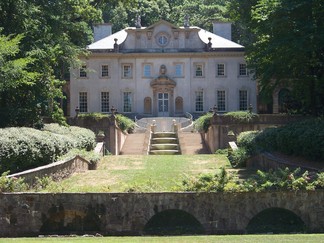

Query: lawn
[38,154,230,192]
[1,234,324,243]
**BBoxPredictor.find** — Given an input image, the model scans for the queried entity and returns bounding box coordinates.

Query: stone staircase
[149,132,181,155]
[119,133,146,155]
[178,132,210,154]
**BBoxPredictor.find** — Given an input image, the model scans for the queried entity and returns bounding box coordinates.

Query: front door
[158,93,169,116]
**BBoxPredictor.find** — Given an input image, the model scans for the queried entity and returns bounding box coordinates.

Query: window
[195,64,204,77]
[217,90,226,111]
[195,91,204,112]
[123,92,132,112]
[79,92,88,112]
[143,64,152,77]
[122,64,132,78]
[101,92,109,113]
[217,63,225,76]
[239,63,247,76]
[175,63,183,77]
[239,90,248,110]
[157,33,169,46]
[101,65,109,77]
[79,65,87,78]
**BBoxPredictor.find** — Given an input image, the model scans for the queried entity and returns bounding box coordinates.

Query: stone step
[119,133,146,155]
[151,137,178,144]
[150,143,179,150]
[152,132,177,138]
[149,149,180,155]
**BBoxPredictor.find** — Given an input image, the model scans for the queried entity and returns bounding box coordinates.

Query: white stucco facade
[70,20,256,117]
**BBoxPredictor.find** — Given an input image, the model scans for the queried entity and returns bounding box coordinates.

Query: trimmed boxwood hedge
[0,124,96,173]
[237,118,324,161]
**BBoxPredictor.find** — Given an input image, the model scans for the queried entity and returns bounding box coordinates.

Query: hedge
[0,124,96,173]
[237,118,324,161]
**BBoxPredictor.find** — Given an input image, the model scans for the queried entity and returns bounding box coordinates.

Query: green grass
[37,154,230,192]
[1,234,324,243]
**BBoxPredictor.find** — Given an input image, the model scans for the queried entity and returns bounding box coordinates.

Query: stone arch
[278,88,291,113]
[246,207,306,234]
[143,209,205,235]
[175,96,183,114]
[144,97,152,114]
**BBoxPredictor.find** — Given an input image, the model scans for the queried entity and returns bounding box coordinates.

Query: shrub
[77,112,109,120]
[0,124,96,173]
[237,131,261,155]
[0,171,28,192]
[224,111,258,123]
[228,147,249,168]
[115,114,135,133]
[194,113,213,132]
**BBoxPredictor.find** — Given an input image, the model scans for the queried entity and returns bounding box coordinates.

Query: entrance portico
[150,65,176,117]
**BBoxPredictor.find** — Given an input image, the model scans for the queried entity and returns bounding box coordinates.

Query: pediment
[150,75,176,88]
[146,20,180,31]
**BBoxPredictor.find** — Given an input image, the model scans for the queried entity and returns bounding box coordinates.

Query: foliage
[224,111,259,123]
[0,0,102,127]
[228,0,324,115]
[228,147,249,168]
[0,171,28,192]
[215,149,228,155]
[115,114,135,133]
[194,112,213,132]
[236,118,324,161]
[59,148,101,164]
[77,112,109,120]
[0,124,96,174]
[179,167,324,193]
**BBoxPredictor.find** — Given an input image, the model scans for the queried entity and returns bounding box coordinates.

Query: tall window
[217,90,226,111]
[195,64,203,77]
[195,91,204,112]
[239,90,248,110]
[79,92,88,112]
[122,64,132,78]
[123,92,132,112]
[101,65,109,77]
[101,92,109,113]
[79,65,87,78]
[175,63,183,77]
[239,63,247,76]
[143,64,152,77]
[217,63,225,76]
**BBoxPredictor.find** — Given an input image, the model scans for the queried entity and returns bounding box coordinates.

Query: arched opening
[144,209,204,235]
[246,207,306,234]
[278,88,291,113]
[175,96,183,114]
[144,97,152,114]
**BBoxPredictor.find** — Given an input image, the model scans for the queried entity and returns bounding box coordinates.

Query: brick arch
[143,209,205,235]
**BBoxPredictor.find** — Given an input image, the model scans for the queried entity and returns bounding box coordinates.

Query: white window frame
[123,91,132,112]
[174,63,184,77]
[79,92,88,113]
[101,91,110,113]
[239,63,248,76]
[195,90,204,112]
[79,65,87,78]
[194,63,204,77]
[101,64,109,78]
[143,63,152,78]
[217,90,226,112]
[217,63,226,77]
[122,64,133,79]
[239,90,248,110]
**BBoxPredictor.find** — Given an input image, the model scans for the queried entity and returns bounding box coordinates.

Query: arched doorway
[144,209,204,235]
[175,96,183,114]
[246,207,306,234]
[278,88,291,113]
[144,97,152,114]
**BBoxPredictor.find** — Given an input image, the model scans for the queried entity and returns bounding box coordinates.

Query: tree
[228,0,324,115]
[0,0,102,126]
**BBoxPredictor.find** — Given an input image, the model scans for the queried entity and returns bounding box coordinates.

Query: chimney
[213,22,232,40]
[93,23,112,42]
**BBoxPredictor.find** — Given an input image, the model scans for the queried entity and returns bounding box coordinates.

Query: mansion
[69,19,257,117]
